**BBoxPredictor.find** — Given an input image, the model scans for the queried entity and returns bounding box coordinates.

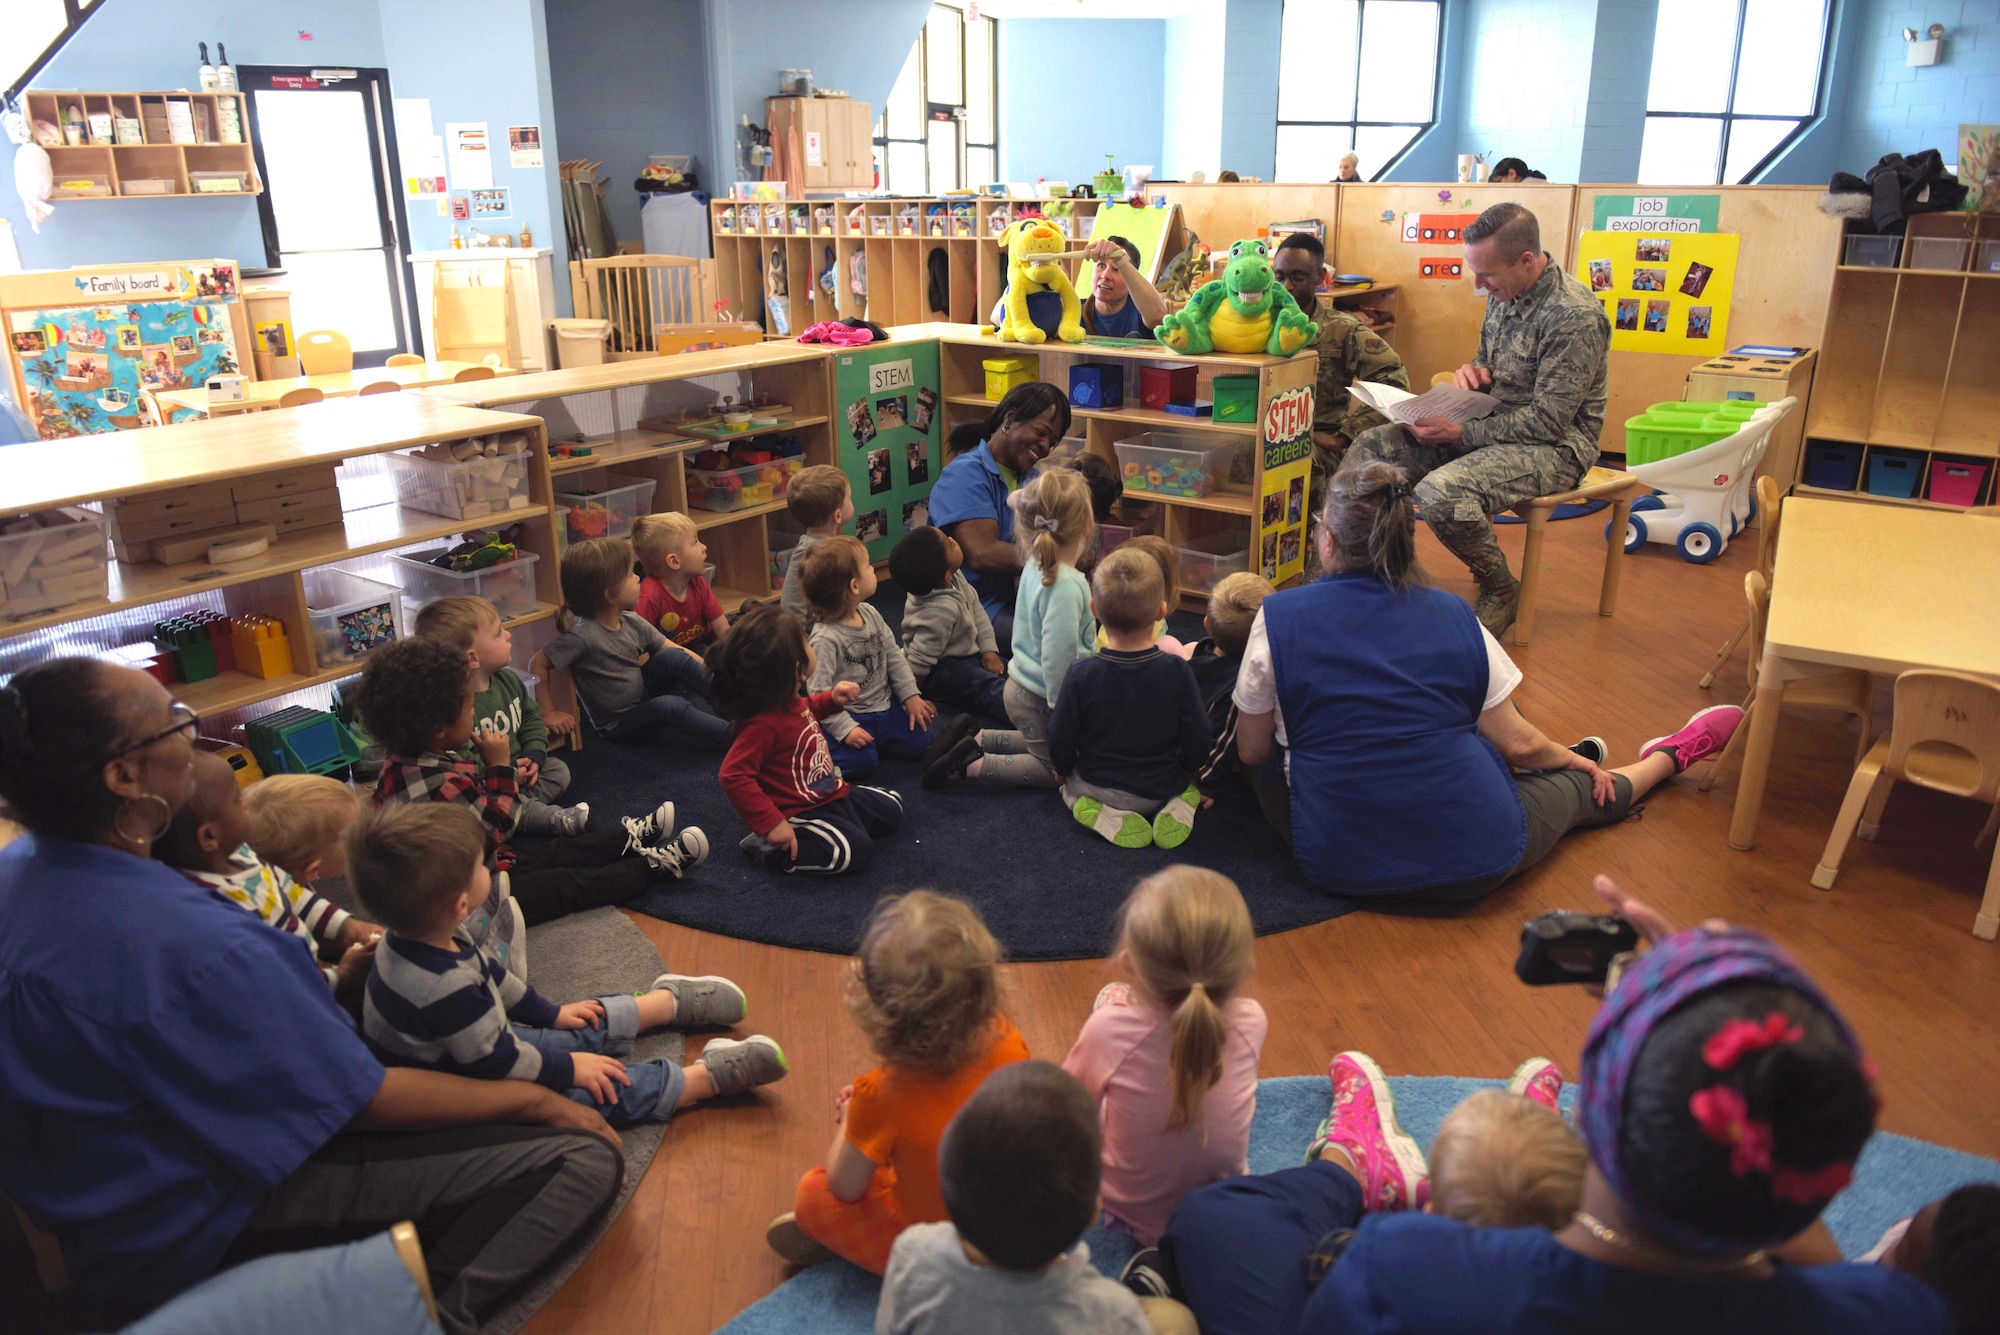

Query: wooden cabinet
[22,90,260,200]
[765,97,874,191]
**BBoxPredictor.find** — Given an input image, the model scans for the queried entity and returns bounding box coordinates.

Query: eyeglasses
[110,700,199,761]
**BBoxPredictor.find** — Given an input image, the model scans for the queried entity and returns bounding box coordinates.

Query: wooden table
[1729,497,2000,849]
[156,360,516,417]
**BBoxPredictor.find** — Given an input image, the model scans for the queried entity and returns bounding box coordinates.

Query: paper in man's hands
[1348,381,1499,425]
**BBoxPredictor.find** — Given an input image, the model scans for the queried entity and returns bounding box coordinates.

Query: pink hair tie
[1688,1085,1774,1176]
[1701,1013,1804,1071]
[1770,1161,1855,1205]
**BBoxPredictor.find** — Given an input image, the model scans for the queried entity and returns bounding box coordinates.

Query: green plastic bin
[1648,400,1757,419]
[1211,375,1259,423]
[1622,412,1741,465]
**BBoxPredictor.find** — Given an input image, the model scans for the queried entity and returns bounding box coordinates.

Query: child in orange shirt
[764,890,1029,1275]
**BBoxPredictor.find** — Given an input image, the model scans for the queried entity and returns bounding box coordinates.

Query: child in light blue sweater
[925,470,1096,790]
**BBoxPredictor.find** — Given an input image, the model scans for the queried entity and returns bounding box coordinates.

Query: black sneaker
[1121,1247,1172,1299]
[1569,736,1607,765]
[922,734,983,790]
[922,712,980,768]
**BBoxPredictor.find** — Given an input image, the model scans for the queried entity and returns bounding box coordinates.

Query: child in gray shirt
[889,525,1009,726]
[798,535,935,779]
[875,1062,1152,1335]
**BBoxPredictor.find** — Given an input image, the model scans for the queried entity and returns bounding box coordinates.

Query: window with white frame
[3,0,106,102]
[875,2,997,195]
[1275,0,1441,182]
[1639,0,1831,184]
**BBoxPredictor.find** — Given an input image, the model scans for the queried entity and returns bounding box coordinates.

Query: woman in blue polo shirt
[1232,460,1742,904]
[1079,235,1166,339]
[928,380,1071,653]
[0,658,622,1334]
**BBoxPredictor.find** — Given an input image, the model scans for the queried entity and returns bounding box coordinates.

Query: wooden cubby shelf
[23,90,261,200]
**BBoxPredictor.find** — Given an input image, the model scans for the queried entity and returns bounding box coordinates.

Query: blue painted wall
[1576,0,1656,183]
[1826,0,2000,175]
[545,0,707,247]
[1383,0,1470,181]
[1162,0,1224,179]
[1218,0,1282,179]
[997,19,1163,186]
[4,0,387,273]
[1458,0,1598,180]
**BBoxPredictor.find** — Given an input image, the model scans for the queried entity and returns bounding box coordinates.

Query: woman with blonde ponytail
[1063,866,1265,1245]
[925,469,1097,789]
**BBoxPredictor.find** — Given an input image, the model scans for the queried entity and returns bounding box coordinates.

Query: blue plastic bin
[1865,448,1925,499]
[1804,442,1862,491]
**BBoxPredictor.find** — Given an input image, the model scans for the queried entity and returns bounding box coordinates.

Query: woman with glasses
[1230,461,1741,905]
[0,657,624,1334]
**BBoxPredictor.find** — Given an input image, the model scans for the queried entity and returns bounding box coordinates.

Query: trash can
[551,318,612,369]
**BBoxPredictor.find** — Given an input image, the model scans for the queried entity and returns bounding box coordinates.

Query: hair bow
[1029,514,1060,533]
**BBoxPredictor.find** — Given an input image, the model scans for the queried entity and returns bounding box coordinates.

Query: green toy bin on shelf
[1622,412,1741,465]
[1211,375,1259,423]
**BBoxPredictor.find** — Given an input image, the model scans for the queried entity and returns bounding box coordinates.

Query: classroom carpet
[550,591,1356,961]
[714,1073,2000,1335]
[483,908,683,1335]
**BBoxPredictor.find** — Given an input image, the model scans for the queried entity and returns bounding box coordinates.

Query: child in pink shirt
[1062,866,1266,1244]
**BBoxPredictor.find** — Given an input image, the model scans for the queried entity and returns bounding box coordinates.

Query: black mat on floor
[540,585,1355,961]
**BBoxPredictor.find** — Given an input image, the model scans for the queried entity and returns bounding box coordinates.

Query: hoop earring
[114,792,174,848]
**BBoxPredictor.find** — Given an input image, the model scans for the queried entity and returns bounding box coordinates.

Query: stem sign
[1263,385,1314,470]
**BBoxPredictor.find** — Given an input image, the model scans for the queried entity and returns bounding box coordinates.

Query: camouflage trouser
[1344,425,1588,590]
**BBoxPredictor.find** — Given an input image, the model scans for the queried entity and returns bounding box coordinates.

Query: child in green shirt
[413,595,590,836]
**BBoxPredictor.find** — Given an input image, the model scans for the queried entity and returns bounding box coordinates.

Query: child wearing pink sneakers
[1063,867,1266,1245]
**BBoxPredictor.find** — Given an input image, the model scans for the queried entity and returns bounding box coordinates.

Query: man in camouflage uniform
[1273,233,1410,483]
[1345,202,1609,636]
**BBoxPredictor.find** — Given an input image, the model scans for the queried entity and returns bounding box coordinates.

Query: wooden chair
[1700,475,1786,689]
[390,1221,439,1325]
[1813,670,2000,940]
[1696,569,1873,792]
[384,352,425,367]
[277,387,325,408]
[453,365,497,383]
[3,1190,70,1294]
[138,388,166,427]
[295,329,354,376]
[358,381,400,395]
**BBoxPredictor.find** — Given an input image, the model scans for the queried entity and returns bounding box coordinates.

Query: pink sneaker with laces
[1640,704,1745,772]
[1316,1052,1430,1212]
[1506,1057,1565,1112]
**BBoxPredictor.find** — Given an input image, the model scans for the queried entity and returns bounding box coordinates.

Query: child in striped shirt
[155,750,379,998]
[352,802,789,1126]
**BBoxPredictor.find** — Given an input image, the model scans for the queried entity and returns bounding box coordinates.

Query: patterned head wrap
[1577,926,1866,1256]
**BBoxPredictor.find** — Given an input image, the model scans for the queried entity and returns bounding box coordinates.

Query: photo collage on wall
[834,345,942,561]
[1574,230,1738,356]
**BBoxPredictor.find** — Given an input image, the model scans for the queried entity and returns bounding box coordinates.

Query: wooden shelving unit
[710,197,1189,339]
[916,323,1317,605]
[1798,213,1999,509]
[0,395,552,720]
[22,90,260,200]
[418,343,838,612]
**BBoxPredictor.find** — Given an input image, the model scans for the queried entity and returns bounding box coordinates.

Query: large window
[875,2,997,194]
[3,0,105,103]
[1276,0,1440,182]
[1639,0,1830,184]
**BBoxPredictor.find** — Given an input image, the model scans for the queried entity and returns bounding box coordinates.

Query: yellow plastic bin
[983,358,1033,401]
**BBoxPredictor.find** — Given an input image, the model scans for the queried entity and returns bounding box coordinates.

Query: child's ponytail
[1014,469,1094,588]
[1115,867,1254,1132]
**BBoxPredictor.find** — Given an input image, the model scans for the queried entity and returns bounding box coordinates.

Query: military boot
[1428,517,1519,637]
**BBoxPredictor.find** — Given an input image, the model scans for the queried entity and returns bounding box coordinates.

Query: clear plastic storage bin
[390,548,542,620]
[553,474,657,543]
[383,445,533,520]
[1114,432,1234,499]
[1906,237,1969,271]
[1175,532,1250,594]
[1843,235,1899,268]
[0,507,109,618]
[304,568,403,667]
[687,457,803,512]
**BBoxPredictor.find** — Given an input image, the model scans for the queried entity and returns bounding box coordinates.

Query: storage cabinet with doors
[417,343,838,612]
[1800,214,1999,511]
[920,324,1320,605]
[764,97,875,191]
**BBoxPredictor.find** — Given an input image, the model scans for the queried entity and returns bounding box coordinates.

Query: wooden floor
[9,513,1998,1331]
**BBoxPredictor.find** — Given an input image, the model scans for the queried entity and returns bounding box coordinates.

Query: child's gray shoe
[555,802,591,836]
[652,973,747,1027]
[701,1034,788,1096]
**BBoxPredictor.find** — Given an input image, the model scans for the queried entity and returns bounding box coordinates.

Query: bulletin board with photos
[834,342,943,562]
[1572,194,1739,357]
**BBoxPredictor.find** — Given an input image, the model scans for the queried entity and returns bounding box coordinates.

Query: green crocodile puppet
[1156,239,1317,357]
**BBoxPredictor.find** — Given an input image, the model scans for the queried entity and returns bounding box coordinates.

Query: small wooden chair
[390,1221,439,1325]
[1700,474,1785,689]
[3,1189,70,1294]
[384,352,425,367]
[1813,670,2000,940]
[453,365,497,382]
[358,381,400,395]
[295,329,353,376]
[1697,570,1872,791]
[138,388,167,427]
[277,387,326,408]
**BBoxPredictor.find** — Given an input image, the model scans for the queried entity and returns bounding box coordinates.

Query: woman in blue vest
[1233,461,1742,903]
[927,381,1071,654]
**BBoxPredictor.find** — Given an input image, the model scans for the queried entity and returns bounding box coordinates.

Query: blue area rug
[550,591,1352,960]
[717,1074,2000,1335]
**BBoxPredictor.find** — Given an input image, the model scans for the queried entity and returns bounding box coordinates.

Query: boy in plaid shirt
[355,639,709,926]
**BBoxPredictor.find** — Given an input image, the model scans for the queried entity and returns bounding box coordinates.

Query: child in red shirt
[633,512,730,656]
[709,604,904,875]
